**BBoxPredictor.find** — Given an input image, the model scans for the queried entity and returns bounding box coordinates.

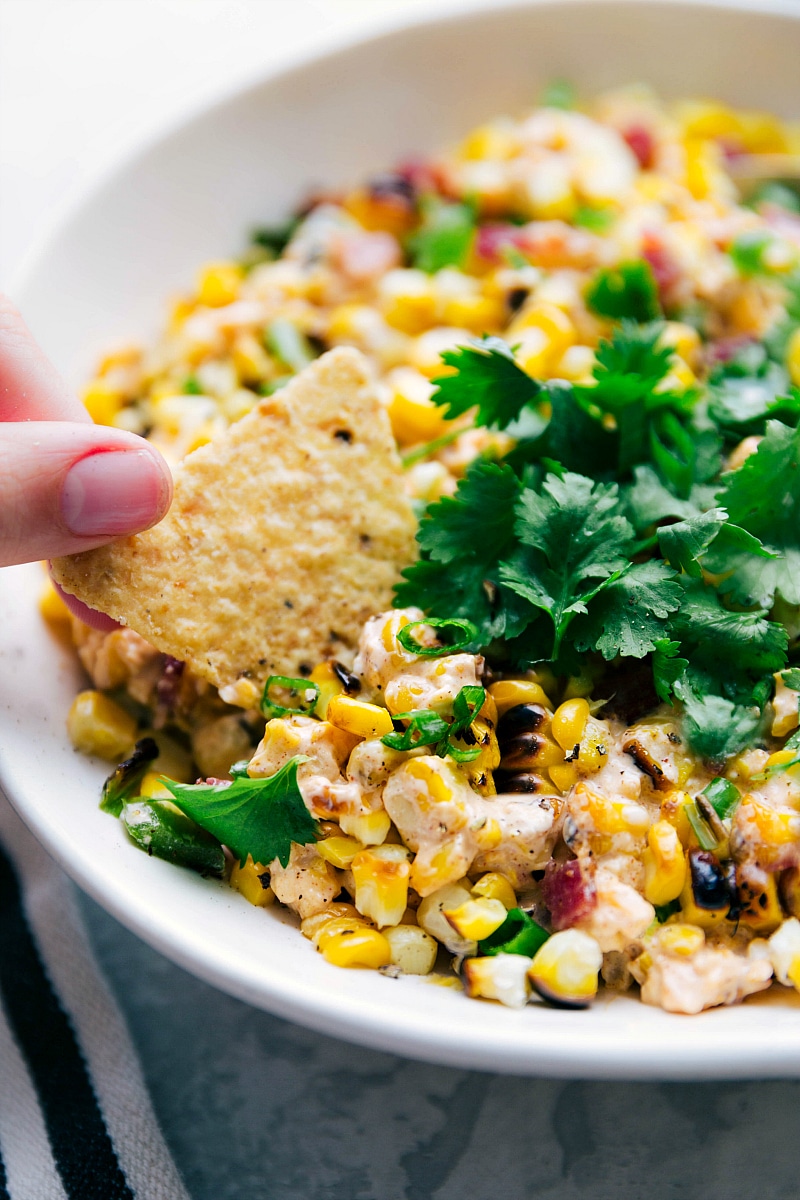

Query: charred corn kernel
[575,720,608,775]
[379,269,438,334]
[82,381,125,425]
[658,321,702,367]
[405,759,453,803]
[787,328,800,389]
[308,661,346,720]
[552,343,595,383]
[383,925,438,975]
[67,691,137,761]
[738,870,783,933]
[471,872,516,909]
[462,719,500,775]
[768,918,800,990]
[326,696,394,740]
[229,856,274,907]
[659,790,695,847]
[643,820,687,906]
[300,903,360,942]
[39,580,71,625]
[441,292,505,333]
[548,762,579,792]
[352,845,410,927]
[528,930,602,1008]
[654,922,705,957]
[196,261,243,307]
[139,772,174,800]
[500,734,564,771]
[388,390,448,446]
[339,808,392,846]
[417,881,477,953]
[489,680,552,718]
[316,836,364,869]
[679,872,728,928]
[463,953,532,1008]
[319,926,392,969]
[551,698,590,752]
[444,897,507,940]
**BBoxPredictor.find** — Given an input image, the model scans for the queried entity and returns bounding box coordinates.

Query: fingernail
[61,450,169,537]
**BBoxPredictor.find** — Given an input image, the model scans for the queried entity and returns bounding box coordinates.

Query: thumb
[0,422,173,567]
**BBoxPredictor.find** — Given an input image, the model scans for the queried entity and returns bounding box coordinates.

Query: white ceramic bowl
[6,0,800,1078]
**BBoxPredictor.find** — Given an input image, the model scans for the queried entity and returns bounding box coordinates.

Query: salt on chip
[52,348,417,706]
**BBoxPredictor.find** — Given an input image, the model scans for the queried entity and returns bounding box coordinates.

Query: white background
[0,0,478,290]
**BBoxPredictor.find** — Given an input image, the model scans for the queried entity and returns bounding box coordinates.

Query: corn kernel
[344,187,416,237]
[326,695,394,740]
[379,269,438,334]
[232,332,272,384]
[653,922,705,957]
[230,856,274,907]
[488,679,552,718]
[528,929,602,1007]
[316,836,364,869]
[301,903,360,942]
[551,698,590,752]
[548,762,579,793]
[319,926,392,969]
[383,925,438,974]
[139,772,174,800]
[441,292,505,334]
[196,261,243,307]
[508,302,576,357]
[471,872,517,910]
[659,790,695,847]
[768,918,800,990]
[417,881,477,953]
[679,872,728,928]
[738,869,783,933]
[82,381,125,426]
[67,691,137,761]
[787,327,800,388]
[643,820,687,906]
[737,110,789,154]
[514,326,551,377]
[658,321,702,368]
[409,327,473,378]
[388,389,448,447]
[313,913,372,947]
[404,758,453,803]
[551,344,595,383]
[463,952,532,1008]
[676,100,740,140]
[444,897,507,940]
[308,661,346,720]
[338,808,392,846]
[351,845,410,928]
[458,120,519,161]
[39,580,72,626]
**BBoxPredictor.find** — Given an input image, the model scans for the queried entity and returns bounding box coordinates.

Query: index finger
[0,293,91,423]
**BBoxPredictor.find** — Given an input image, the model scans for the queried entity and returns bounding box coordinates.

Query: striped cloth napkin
[0,791,190,1200]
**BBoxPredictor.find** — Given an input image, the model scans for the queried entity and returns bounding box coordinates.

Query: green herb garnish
[585,261,662,322]
[381,684,486,763]
[408,197,476,273]
[478,908,549,957]
[261,675,321,720]
[701,777,741,820]
[396,617,480,657]
[265,318,316,373]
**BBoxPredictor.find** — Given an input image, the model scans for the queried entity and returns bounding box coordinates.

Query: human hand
[0,294,172,569]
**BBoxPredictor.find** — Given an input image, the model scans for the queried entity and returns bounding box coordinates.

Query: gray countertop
[78,887,800,1200]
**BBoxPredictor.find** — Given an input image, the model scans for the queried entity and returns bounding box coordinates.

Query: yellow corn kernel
[300,903,360,942]
[379,270,438,334]
[387,390,448,447]
[548,762,579,793]
[551,698,590,752]
[416,880,475,949]
[231,332,272,384]
[654,922,705,957]
[352,845,410,928]
[787,327,800,389]
[659,790,695,847]
[471,872,517,909]
[679,872,728,928]
[552,344,595,383]
[184,419,217,454]
[307,661,346,720]
[409,327,473,378]
[326,695,394,740]
[39,580,72,626]
[313,913,372,947]
[229,856,274,907]
[767,919,800,990]
[344,187,416,237]
[338,808,392,846]
[444,897,507,941]
[82,381,125,426]
[749,795,800,844]
[528,929,603,1007]
[763,748,800,781]
[658,321,702,369]
[474,817,503,852]
[463,953,532,1008]
[383,925,438,974]
[514,326,552,377]
[684,137,722,201]
[319,926,392,969]
[738,871,782,934]
[66,691,137,761]
[441,293,505,334]
[316,836,365,870]
[405,758,452,803]
[139,772,174,800]
[488,679,552,718]
[196,261,243,307]
[654,357,697,394]
[576,782,650,839]
[643,820,687,906]
[458,120,519,161]
[410,842,471,898]
[676,100,740,140]
[737,110,789,154]
[508,303,576,358]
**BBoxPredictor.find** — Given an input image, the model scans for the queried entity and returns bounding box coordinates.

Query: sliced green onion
[401,426,466,469]
[396,617,480,657]
[701,777,741,820]
[729,229,774,276]
[686,801,719,851]
[573,206,614,233]
[479,908,549,957]
[182,375,203,395]
[381,710,450,752]
[380,685,486,763]
[265,318,316,373]
[654,898,681,924]
[261,675,320,720]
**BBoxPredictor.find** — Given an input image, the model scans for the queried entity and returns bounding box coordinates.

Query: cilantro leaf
[164,757,318,868]
[708,361,798,441]
[658,509,727,577]
[408,197,476,273]
[782,668,800,691]
[432,336,541,428]
[673,675,764,761]
[585,260,662,322]
[499,471,633,658]
[652,638,689,703]
[668,579,788,684]
[515,381,618,478]
[716,419,800,606]
[394,460,527,643]
[572,560,682,660]
[623,464,711,530]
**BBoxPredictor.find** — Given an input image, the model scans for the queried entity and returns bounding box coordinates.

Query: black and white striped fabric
[0,793,190,1200]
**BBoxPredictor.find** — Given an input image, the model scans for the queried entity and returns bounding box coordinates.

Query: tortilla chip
[52,348,417,704]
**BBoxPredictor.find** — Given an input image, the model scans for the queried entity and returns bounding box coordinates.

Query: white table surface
[5,3,800,1198]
